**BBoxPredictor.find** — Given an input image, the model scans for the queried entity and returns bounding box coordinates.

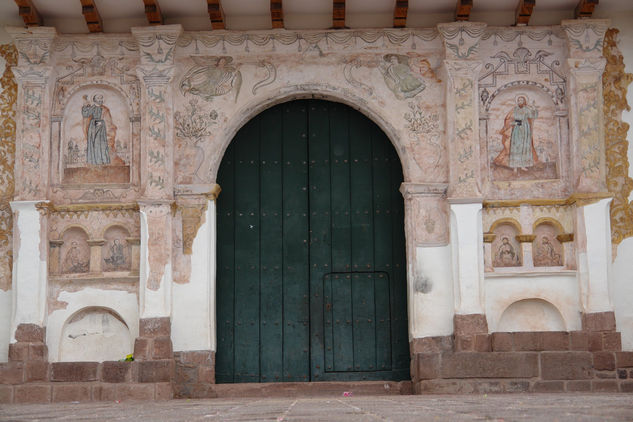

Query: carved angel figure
[179,56,242,103]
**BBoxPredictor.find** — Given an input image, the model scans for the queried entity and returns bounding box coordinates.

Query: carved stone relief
[532,222,563,267]
[491,222,522,267]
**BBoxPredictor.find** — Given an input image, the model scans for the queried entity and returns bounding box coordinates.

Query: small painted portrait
[494,236,520,267]
[379,54,426,100]
[533,236,562,267]
[493,95,539,171]
[180,56,242,103]
[63,241,89,274]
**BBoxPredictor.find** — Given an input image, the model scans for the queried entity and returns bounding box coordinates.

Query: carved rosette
[602,28,633,247]
[0,43,17,291]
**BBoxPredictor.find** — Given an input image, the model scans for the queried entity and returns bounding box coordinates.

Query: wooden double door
[216,100,409,383]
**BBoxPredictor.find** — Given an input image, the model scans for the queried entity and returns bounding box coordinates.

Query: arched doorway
[215,100,409,383]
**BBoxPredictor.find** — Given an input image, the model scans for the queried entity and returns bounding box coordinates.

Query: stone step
[211,381,413,398]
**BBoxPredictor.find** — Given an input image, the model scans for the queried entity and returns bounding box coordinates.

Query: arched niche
[490,219,522,268]
[497,298,566,332]
[59,307,133,362]
[102,225,131,272]
[60,84,131,185]
[532,219,564,267]
[60,226,90,274]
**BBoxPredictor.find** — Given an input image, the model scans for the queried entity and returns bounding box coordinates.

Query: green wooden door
[216,100,409,383]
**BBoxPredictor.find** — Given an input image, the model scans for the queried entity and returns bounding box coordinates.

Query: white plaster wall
[171,200,215,352]
[47,288,139,362]
[410,245,454,338]
[485,272,582,333]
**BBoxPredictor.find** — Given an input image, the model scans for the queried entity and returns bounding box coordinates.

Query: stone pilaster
[400,183,454,339]
[437,22,488,337]
[6,27,56,201]
[562,19,609,193]
[9,201,49,364]
[437,22,486,200]
[132,25,182,364]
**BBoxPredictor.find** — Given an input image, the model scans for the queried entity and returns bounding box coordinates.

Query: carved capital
[138,200,173,217]
[444,60,483,79]
[515,234,536,243]
[174,196,209,255]
[131,24,183,66]
[126,237,141,246]
[11,65,54,85]
[483,233,496,243]
[556,233,574,243]
[562,19,609,59]
[174,183,222,200]
[87,239,106,247]
[566,57,607,79]
[6,26,57,67]
[136,65,176,86]
[437,22,487,60]
[399,182,448,199]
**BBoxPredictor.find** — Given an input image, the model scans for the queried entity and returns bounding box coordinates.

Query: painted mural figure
[63,241,89,273]
[534,236,562,266]
[494,237,519,267]
[493,95,539,171]
[104,238,126,269]
[82,94,118,166]
[379,54,426,100]
[180,56,242,103]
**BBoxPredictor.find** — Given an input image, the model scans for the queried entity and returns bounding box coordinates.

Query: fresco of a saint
[379,54,426,100]
[493,95,539,171]
[82,93,120,166]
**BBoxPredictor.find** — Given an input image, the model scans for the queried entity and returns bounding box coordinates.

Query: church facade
[1,17,633,402]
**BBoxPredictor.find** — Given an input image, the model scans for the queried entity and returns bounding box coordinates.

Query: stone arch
[58,80,137,119]
[205,83,412,184]
[497,298,566,332]
[59,306,133,362]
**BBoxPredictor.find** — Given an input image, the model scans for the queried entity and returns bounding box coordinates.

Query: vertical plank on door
[259,106,284,383]
[282,101,310,381]
[233,118,261,383]
[216,141,235,383]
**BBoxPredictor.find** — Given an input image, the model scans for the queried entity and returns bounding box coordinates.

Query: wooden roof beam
[575,0,598,18]
[515,0,535,26]
[80,0,103,32]
[455,0,472,21]
[332,0,345,29]
[394,0,408,28]
[271,0,284,29]
[143,0,164,25]
[14,0,43,27]
[207,0,225,30]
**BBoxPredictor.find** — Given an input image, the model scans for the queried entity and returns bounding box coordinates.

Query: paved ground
[1,394,633,421]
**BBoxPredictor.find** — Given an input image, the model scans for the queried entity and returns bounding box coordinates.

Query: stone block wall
[411,329,633,393]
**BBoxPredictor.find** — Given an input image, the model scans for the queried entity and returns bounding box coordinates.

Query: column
[562,19,617,333]
[131,25,181,371]
[6,26,57,364]
[87,240,105,274]
[171,185,220,396]
[126,237,141,275]
[437,22,489,339]
[400,183,453,342]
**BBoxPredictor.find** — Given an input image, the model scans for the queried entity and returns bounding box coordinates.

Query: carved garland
[603,28,633,246]
[0,44,17,292]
